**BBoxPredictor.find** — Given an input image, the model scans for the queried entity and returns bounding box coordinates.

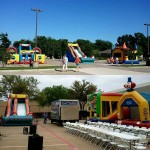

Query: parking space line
[0,146,27,148]
[44,144,68,146]
[1,137,57,140]
[39,124,79,150]
[0,144,67,149]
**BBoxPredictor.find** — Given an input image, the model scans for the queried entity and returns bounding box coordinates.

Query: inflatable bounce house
[67,43,95,63]
[3,94,33,126]
[117,78,150,127]
[87,77,150,127]
[7,44,45,64]
[108,43,139,64]
[87,92,129,122]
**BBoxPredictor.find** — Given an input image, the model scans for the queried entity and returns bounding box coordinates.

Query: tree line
[0,75,98,110]
[0,32,149,61]
[12,37,112,59]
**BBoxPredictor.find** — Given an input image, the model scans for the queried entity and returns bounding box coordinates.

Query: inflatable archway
[117,91,150,122]
[33,47,42,54]
[7,46,17,53]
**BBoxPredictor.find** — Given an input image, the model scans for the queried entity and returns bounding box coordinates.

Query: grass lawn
[0,65,76,70]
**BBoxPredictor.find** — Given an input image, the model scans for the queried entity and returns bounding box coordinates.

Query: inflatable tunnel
[3,94,33,126]
[100,92,130,122]
[117,91,150,122]
[67,43,95,63]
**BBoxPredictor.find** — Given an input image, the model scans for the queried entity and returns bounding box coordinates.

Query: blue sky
[0,0,150,45]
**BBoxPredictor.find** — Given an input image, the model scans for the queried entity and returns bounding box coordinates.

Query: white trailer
[50,99,80,125]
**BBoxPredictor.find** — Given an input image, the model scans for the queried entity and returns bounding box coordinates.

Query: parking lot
[0,59,150,75]
[0,119,99,150]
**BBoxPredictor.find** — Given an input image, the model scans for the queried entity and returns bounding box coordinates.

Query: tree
[0,33,11,49]
[33,91,47,106]
[0,33,11,67]
[92,49,101,59]
[117,32,147,58]
[75,39,94,56]
[0,75,40,99]
[134,32,147,58]
[36,85,71,106]
[95,39,112,51]
[0,50,10,67]
[46,37,56,58]
[13,39,34,49]
[32,36,68,59]
[69,80,97,110]
[36,36,53,56]
[60,39,68,58]
[93,39,112,59]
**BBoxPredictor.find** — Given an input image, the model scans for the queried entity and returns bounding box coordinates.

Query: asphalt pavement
[0,59,149,75]
[0,119,100,150]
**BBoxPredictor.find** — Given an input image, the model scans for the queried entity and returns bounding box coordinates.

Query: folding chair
[115,137,130,150]
[99,133,110,149]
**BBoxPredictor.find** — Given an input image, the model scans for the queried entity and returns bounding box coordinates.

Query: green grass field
[0,65,76,70]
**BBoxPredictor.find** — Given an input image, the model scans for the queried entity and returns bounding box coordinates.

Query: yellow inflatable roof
[10,94,27,99]
[68,43,79,47]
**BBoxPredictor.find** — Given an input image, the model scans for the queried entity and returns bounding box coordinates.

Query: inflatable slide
[3,94,33,126]
[67,43,95,63]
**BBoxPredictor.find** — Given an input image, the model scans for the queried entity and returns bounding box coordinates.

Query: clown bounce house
[88,77,150,127]
[116,77,150,127]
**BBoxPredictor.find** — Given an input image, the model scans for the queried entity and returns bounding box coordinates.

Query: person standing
[75,56,81,72]
[43,113,48,124]
[29,58,33,67]
[115,57,119,64]
[62,55,68,71]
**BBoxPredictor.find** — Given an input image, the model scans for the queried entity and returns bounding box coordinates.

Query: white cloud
[0,75,149,93]
[21,75,150,92]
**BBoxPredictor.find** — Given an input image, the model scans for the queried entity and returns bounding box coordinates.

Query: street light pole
[31,8,43,47]
[53,43,55,59]
[31,8,43,62]
[144,24,150,66]
[144,24,150,55]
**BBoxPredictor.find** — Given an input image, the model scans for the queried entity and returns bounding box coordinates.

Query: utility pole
[31,8,43,47]
[144,24,150,66]
[31,8,43,62]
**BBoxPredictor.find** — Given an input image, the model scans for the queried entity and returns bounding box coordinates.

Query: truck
[50,99,80,125]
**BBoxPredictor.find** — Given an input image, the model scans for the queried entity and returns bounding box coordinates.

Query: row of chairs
[64,122,149,150]
[88,121,150,147]
[88,121,150,137]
